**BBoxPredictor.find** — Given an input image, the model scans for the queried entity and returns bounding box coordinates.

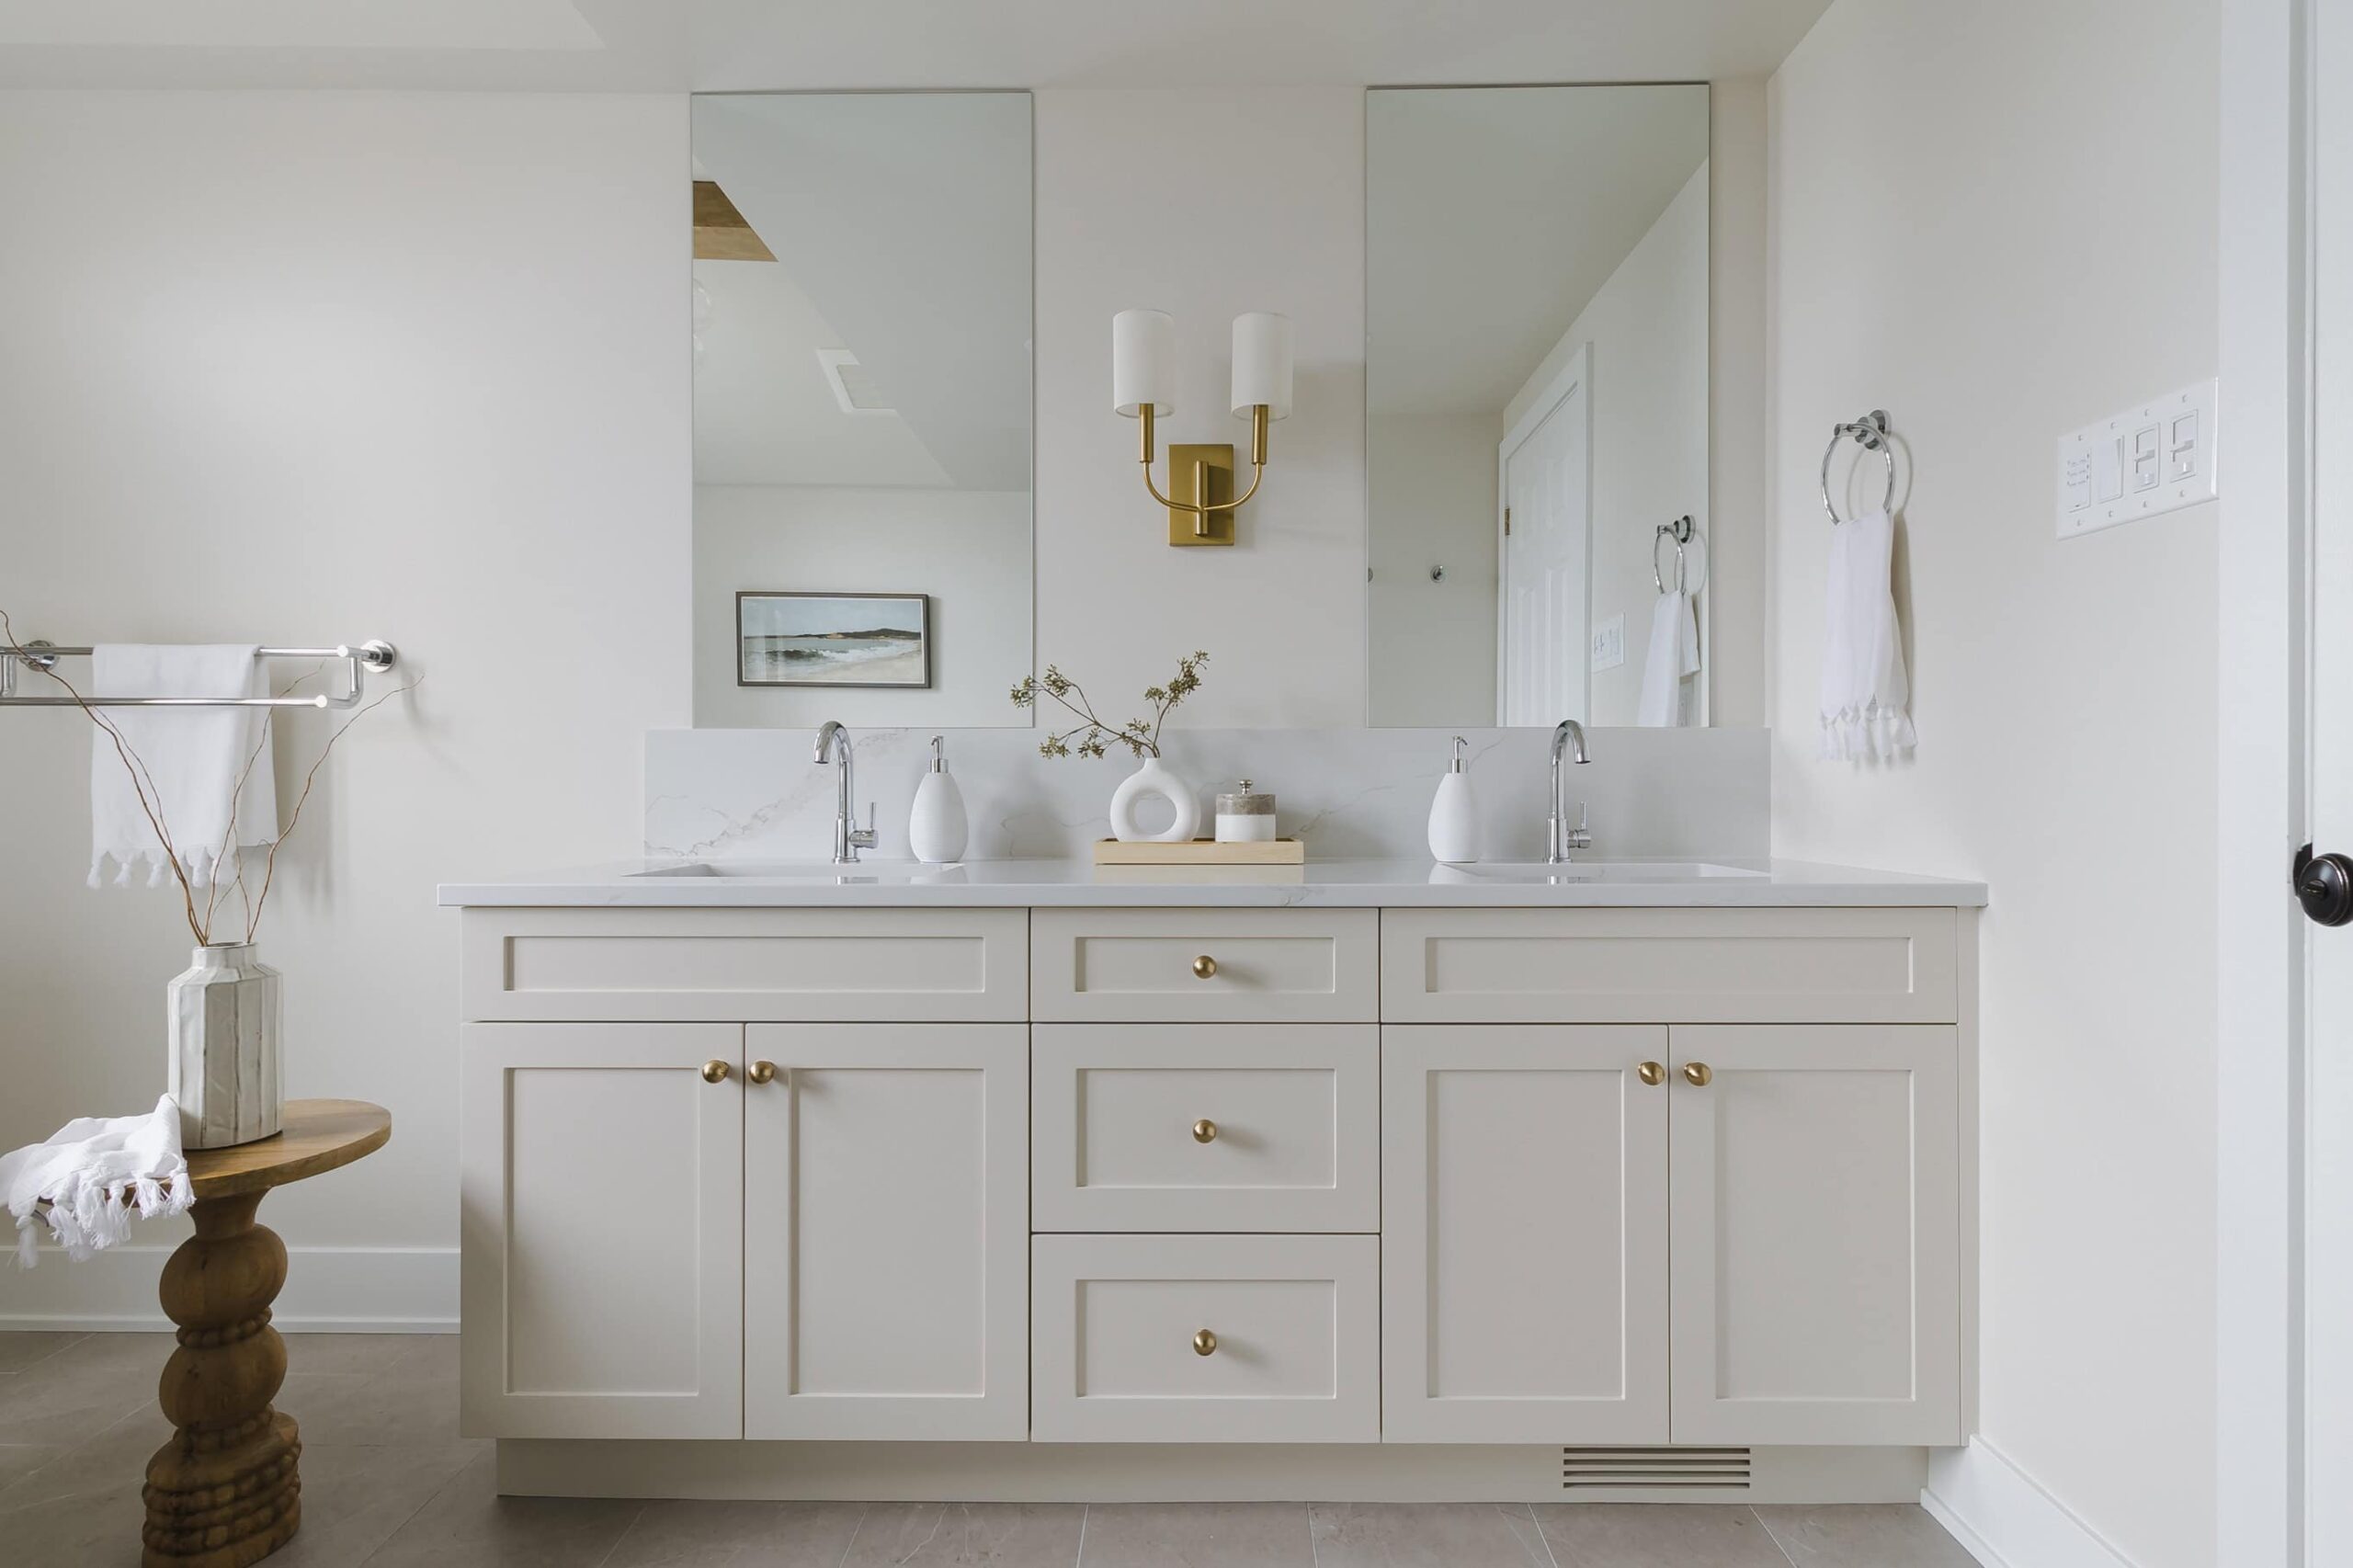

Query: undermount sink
[1432,860,1768,885]
[628,860,963,883]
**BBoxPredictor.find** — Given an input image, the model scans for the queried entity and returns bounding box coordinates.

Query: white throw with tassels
[1,1095,196,1266]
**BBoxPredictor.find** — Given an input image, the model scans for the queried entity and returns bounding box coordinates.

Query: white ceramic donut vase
[1108,756,1200,843]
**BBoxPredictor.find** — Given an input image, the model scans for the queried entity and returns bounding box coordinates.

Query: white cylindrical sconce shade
[1230,312,1294,420]
[1112,309,1176,418]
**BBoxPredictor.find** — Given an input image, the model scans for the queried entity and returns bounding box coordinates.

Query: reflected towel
[1636,589,1700,727]
[88,645,278,889]
[1818,510,1917,759]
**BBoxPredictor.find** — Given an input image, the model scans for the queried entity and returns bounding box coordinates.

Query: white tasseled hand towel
[1818,510,1917,759]
[0,1095,195,1267]
[89,645,278,889]
[1636,588,1701,727]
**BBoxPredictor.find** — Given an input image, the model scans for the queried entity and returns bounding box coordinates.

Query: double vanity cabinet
[448,867,1980,1503]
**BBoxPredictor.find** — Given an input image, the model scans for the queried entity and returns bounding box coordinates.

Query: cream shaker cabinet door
[1381,1025,1671,1443]
[742,1024,1029,1440]
[460,1024,744,1439]
[1667,1025,1961,1446]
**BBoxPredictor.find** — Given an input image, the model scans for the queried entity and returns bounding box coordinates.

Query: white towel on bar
[1818,510,1918,760]
[0,1095,194,1267]
[1636,587,1700,727]
[89,645,278,889]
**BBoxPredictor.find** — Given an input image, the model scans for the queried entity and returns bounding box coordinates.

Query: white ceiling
[692,92,1031,493]
[0,0,1833,90]
[1368,85,1710,419]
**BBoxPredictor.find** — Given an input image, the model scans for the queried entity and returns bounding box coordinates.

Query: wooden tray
[1092,837,1306,866]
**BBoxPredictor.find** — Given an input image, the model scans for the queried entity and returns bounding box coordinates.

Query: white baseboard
[0,1244,456,1333]
[1923,1438,2139,1568]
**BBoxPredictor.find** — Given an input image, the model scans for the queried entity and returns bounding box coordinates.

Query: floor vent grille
[1561,1447,1752,1490]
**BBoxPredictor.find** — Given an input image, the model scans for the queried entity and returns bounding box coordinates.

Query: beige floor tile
[278,1365,462,1449]
[840,1502,1085,1567]
[282,1333,439,1379]
[0,1443,70,1494]
[1078,1502,1313,1567]
[267,1441,484,1568]
[1753,1505,1977,1568]
[0,1353,155,1452]
[1311,1502,1554,1566]
[0,1473,145,1567]
[0,1403,172,1515]
[607,1500,870,1567]
[357,1445,644,1568]
[0,1333,86,1375]
[1536,1504,1795,1568]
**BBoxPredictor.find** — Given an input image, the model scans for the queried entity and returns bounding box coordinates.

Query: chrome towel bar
[0,641,398,709]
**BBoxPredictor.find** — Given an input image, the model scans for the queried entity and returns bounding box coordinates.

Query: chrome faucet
[1548,720,1592,864]
[813,721,878,865]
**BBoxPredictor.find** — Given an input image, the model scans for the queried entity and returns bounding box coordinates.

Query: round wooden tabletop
[184,1098,391,1199]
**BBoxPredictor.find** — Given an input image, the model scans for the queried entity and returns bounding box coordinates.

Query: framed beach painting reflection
[736,591,932,689]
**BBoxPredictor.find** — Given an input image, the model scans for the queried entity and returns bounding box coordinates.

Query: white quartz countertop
[438,858,1986,910]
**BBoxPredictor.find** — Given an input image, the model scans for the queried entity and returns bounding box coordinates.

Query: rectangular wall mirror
[691,91,1033,727]
[1366,84,1711,728]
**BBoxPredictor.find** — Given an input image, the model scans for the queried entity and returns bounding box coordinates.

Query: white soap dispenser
[1427,735,1481,864]
[909,734,968,864]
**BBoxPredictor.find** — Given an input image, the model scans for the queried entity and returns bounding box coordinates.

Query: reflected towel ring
[1821,410,1895,525]
[1653,515,1695,594]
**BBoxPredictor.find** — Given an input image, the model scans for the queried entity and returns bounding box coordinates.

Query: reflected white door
[1498,345,1592,724]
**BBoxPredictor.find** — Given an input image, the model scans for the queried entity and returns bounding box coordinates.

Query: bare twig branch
[244,676,419,943]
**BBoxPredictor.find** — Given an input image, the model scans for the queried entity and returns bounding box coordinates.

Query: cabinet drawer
[1381,908,1959,1024]
[1032,910,1377,1022]
[1030,1233,1379,1442]
[1032,1026,1378,1233]
[461,908,1027,1022]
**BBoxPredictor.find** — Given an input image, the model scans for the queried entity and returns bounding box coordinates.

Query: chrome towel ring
[1821,410,1895,525]
[1653,515,1695,594]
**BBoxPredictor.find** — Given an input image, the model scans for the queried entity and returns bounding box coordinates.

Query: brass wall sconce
[1112,309,1294,547]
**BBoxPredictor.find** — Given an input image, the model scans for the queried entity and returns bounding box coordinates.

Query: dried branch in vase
[1011,651,1208,759]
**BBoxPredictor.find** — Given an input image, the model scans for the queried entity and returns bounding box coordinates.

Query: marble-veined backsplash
[646,727,1769,863]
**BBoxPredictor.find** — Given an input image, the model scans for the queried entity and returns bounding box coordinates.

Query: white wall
[0,90,688,1326]
[1366,414,1496,725]
[1032,88,1368,728]
[1767,5,2216,1564]
[1505,165,1710,727]
[694,485,1030,728]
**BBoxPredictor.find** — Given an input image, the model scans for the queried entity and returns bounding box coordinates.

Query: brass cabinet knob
[1193,1328,1218,1357]
[1193,1118,1219,1143]
[1681,1062,1712,1087]
[747,1061,778,1085]
[1636,1061,1665,1087]
[1192,955,1218,980]
[700,1060,731,1085]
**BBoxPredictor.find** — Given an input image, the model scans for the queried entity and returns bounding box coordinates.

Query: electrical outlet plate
[2056,379,2217,539]
[1592,614,1626,673]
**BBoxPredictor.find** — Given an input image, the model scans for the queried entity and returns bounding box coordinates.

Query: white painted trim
[2216,0,2312,1564]
[1923,1439,2139,1568]
[0,1244,457,1333]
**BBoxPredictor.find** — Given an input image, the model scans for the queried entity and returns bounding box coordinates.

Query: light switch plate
[2057,380,2217,539]
[1591,614,1625,673]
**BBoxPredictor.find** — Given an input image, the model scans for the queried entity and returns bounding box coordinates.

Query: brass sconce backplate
[1166,444,1237,546]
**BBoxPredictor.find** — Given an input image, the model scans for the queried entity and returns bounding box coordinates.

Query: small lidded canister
[1214,778,1278,844]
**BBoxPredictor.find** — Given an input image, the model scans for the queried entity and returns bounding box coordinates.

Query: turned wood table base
[142,1189,301,1568]
[139,1099,390,1568]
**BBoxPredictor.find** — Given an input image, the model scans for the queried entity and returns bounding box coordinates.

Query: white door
[459,1023,744,1439]
[1498,344,1592,725]
[2308,0,2353,1551]
[742,1023,1028,1440]
[1666,1025,1960,1446]
[1381,1024,1669,1442]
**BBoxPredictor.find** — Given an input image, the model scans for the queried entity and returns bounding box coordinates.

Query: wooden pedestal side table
[142,1098,391,1568]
